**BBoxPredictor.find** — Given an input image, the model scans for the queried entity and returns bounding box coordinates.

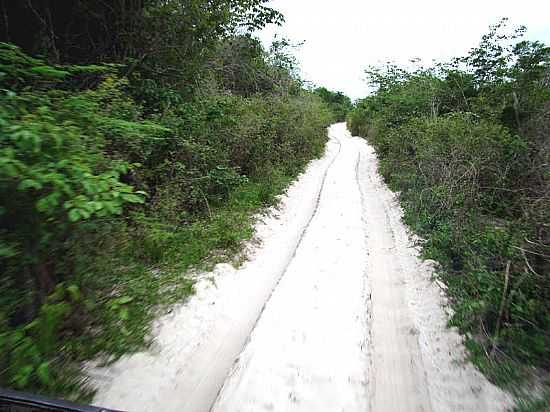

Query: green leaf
[30,66,69,79]
[14,365,34,388]
[121,193,145,204]
[66,285,81,302]
[79,208,91,219]
[116,296,133,305]
[119,308,129,321]
[18,179,43,191]
[36,362,51,386]
[36,192,61,212]
[68,208,81,222]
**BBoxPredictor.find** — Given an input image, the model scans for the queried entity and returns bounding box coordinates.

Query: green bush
[0,39,332,398]
[314,87,353,122]
[348,21,550,394]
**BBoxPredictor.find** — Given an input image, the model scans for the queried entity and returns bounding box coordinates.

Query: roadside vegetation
[0,1,338,399]
[348,19,549,408]
[314,87,353,122]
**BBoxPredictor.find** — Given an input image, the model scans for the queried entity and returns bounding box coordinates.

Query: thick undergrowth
[0,1,337,400]
[348,20,549,407]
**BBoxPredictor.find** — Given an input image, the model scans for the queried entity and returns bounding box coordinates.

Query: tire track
[90,127,343,412]
[212,123,368,412]
[353,135,511,412]
[209,131,343,411]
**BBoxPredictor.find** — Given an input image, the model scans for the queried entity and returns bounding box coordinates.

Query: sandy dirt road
[91,124,511,412]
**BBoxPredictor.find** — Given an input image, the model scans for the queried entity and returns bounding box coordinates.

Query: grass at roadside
[49,169,298,401]
[0,42,334,400]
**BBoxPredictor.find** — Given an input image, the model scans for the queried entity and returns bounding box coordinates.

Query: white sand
[90,124,511,412]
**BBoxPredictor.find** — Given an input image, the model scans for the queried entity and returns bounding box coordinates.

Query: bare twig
[490,260,511,358]
[26,0,60,62]
[197,187,212,220]
[519,247,544,278]
[1,0,9,41]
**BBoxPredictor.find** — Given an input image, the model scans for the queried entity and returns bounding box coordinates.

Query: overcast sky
[257,0,550,100]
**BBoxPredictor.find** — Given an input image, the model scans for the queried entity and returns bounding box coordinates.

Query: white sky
[257,0,550,100]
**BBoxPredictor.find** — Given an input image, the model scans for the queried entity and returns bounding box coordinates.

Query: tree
[314,87,352,122]
[0,0,284,89]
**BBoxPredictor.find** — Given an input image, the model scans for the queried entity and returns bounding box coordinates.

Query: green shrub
[348,21,550,396]
[0,41,332,398]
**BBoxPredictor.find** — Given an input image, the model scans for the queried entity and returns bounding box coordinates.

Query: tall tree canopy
[0,0,283,86]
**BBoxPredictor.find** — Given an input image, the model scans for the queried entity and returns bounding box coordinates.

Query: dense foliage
[0,0,334,399]
[314,87,353,122]
[348,20,549,395]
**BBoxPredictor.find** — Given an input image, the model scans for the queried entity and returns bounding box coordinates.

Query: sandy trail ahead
[91,124,510,412]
